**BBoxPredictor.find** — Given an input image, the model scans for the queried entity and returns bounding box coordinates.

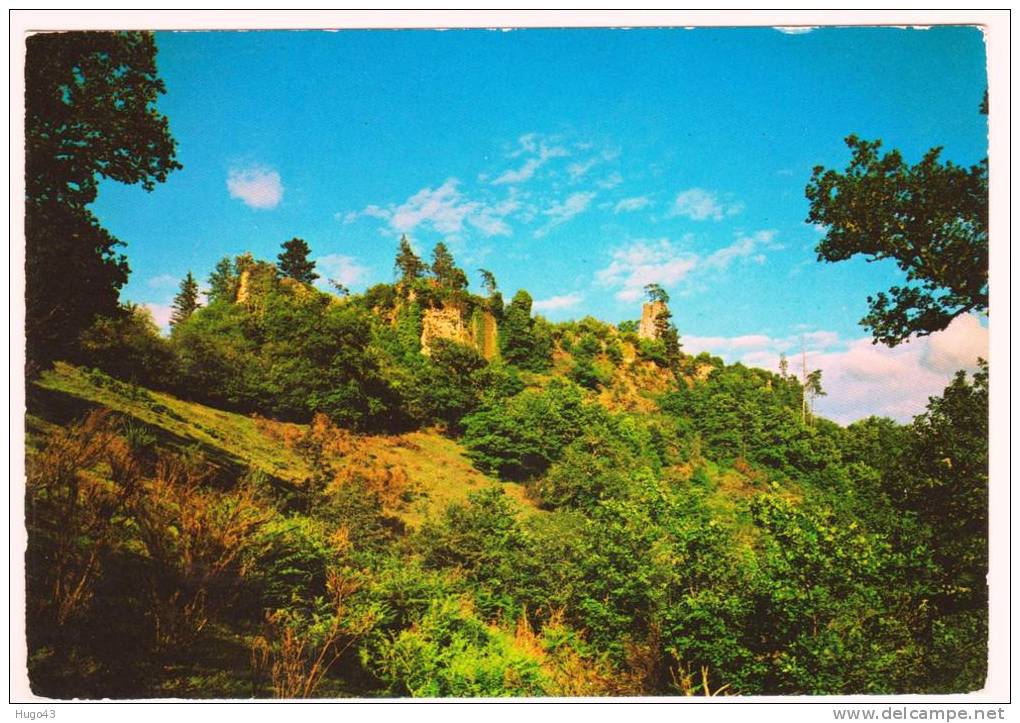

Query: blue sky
[91,26,989,423]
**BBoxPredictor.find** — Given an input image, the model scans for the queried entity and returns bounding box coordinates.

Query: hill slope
[28,362,536,527]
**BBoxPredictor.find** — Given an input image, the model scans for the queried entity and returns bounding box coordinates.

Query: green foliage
[172,282,398,430]
[170,271,201,328]
[409,339,488,430]
[461,381,595,480]
[277,237,319,285]
[365,596,546,697]
[499,291,552,372]
[896,363,988,692]
[246,515,334,612]
[644,283,670,304]
[25,31,181,367]
[660,363,836,480]
[78,305,176,388]
[806,134,987,346]
[568,332,610,389]
[478,268,498,296]
[207,256,238,304]
[430,242,468,292]
[741,492,929,694]
[394,235,426,286]
[417,488,529,617]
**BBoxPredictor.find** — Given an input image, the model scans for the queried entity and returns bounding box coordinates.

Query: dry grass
[34,364,541,535]
[36,363,312,483]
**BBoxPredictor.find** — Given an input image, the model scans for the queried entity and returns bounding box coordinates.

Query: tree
[805,125,988,346]
[430,242,468,291]
[25,31,181,367]
[277,238,319,284]
[803,369,826,420]
[498,290,550,371]
[170,272,201,328]
[644,283,670,305]
[394,235,425,285]
[645,285,681,378]
[207,256,237,304]
[478,269,498,296]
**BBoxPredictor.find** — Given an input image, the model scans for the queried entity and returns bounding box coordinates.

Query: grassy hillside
[28,362,535,528]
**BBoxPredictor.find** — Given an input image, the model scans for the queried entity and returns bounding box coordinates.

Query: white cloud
[533,292,584,312]
[314,254,371,290]
[492,136,569,185]
[671,188,742,221]
[341,204,390,224]
[143,303,173,332]
[921,313,989,373]
[598,172,624,189]
[227,166,283,209]
[390,179,478,234]
[535,191,596,237]
[614,196,652,214]
[595,238,699,301]
[146,273,178,289]
[703,230,782,271]
[343,179,516,238]
[567,158,599,182]
[470,197,520,236]
[597,231,781,301]
[681,314,988,424]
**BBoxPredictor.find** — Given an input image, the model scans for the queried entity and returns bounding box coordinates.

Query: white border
[6,8,1012,713]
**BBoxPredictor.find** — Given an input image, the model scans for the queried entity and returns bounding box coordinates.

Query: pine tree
[479,269,498,296]
[170,271,201,328]
[277,237,319,284]
[431,242,467,291]
[656,307,682,379]
[395,235,425,285]
[207,256,237,303]
[644,283,670,304]
[646,284,681,378]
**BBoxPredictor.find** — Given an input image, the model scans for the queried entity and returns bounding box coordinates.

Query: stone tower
[638,300,668,340]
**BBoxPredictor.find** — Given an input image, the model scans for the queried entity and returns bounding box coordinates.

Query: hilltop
[22,240,988,699]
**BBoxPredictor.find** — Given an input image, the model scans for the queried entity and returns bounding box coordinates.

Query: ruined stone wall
[420,305,467,356]
[638,301,668,340]
[472,307,500,361]
[420,303,499,359]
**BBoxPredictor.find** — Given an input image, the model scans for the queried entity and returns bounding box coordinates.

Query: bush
[365,596,547,697]
[78,305,177,388]
[461,381,595,480]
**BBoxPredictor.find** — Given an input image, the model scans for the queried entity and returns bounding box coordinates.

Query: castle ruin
[638,300,668,340]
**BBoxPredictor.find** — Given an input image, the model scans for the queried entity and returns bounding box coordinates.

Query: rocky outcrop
[638,301,668,340]
[420,303,499,360]
[421,305,468,356]
[473,308,499,360]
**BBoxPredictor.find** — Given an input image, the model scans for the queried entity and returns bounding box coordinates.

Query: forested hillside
[24,239,988,697]
[22,29,989,700]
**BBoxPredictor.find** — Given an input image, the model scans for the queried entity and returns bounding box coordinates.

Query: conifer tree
[170,271,201,328]
[644,284,681,376]
[277,237,319,284]
[207,256,237,303]
[431,242,468,291]
[395,235,425,285]
[478,269,498,296]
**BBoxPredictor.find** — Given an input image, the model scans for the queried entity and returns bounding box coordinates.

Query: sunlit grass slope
[28,362,536,527]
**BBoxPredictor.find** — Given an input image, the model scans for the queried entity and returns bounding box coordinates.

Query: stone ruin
[638,300,668,340]
[420,303,499,360]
